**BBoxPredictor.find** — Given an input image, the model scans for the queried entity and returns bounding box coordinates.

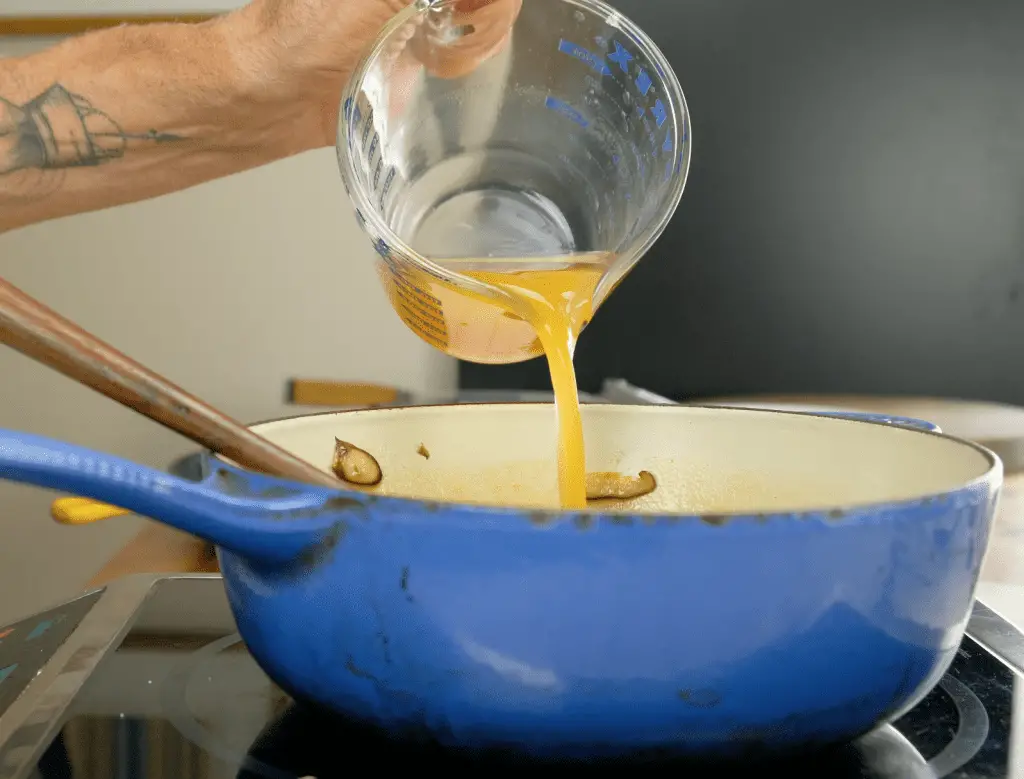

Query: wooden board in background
[286,379,406,408]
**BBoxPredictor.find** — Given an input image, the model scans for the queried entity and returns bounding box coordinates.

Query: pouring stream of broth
[440,254,608,509]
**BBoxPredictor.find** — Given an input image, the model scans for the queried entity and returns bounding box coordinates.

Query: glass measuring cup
[337,0,691,364]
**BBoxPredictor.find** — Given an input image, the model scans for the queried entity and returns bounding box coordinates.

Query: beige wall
[0,36,456,624]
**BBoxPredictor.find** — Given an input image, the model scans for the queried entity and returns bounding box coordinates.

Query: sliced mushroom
[585,470,657,501]
[417,443,431,460]
[332,439,383,486]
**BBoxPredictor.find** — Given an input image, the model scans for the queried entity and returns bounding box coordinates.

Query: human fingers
[414,0,522,80]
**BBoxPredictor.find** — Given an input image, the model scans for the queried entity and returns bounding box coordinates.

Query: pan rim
[205,403,1002,522]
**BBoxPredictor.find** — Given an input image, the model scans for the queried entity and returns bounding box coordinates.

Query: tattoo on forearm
[0,83,180,177]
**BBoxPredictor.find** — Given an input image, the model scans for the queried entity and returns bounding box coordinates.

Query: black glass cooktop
[0,577,1020,778]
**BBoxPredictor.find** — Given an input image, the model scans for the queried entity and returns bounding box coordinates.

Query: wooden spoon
[0,277,339,491]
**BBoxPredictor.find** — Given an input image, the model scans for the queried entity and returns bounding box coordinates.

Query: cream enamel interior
[238,404,999,514]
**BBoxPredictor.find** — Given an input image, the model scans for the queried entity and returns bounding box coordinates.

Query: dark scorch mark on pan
[400,566,414,602]
[678,688,722,708]
[295,520,349,569]
[345,656,377,681]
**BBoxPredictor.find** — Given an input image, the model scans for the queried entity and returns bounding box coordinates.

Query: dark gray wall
[460,0,1024,402]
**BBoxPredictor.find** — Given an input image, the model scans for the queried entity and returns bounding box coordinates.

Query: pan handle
[810,411,940,433]
[600,381,941,432]
[0,429,352,565]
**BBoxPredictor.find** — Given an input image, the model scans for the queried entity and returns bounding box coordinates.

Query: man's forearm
[0,16,318,234]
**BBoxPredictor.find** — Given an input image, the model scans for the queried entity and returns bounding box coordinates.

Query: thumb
[415,0,522,80]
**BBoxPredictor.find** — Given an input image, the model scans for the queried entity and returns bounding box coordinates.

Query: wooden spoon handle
[0,277,338,488]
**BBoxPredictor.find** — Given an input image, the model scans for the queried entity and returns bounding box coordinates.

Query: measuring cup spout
[0,429,352,566]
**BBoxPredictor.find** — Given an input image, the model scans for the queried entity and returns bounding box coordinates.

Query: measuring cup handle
[0,429,350,565]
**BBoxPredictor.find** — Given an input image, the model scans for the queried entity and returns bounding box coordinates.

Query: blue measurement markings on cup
[360,107,375,147]
[558,39,612,76]
[346,93,398,210]
[379,167,397,209]
[554,35,681,181]
[545,96,589,128]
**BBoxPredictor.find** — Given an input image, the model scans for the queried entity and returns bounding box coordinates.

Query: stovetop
[0,575,1022,778]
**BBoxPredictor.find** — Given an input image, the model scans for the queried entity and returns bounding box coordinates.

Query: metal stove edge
[967,600,1024,678]
[0,574,221,779]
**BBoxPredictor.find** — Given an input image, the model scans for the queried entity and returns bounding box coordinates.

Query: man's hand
[227,0,522,149]
[0,0,520,233]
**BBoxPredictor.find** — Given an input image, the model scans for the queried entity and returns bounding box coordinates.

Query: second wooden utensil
[0,277,339,489]
[51,496,131,524]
